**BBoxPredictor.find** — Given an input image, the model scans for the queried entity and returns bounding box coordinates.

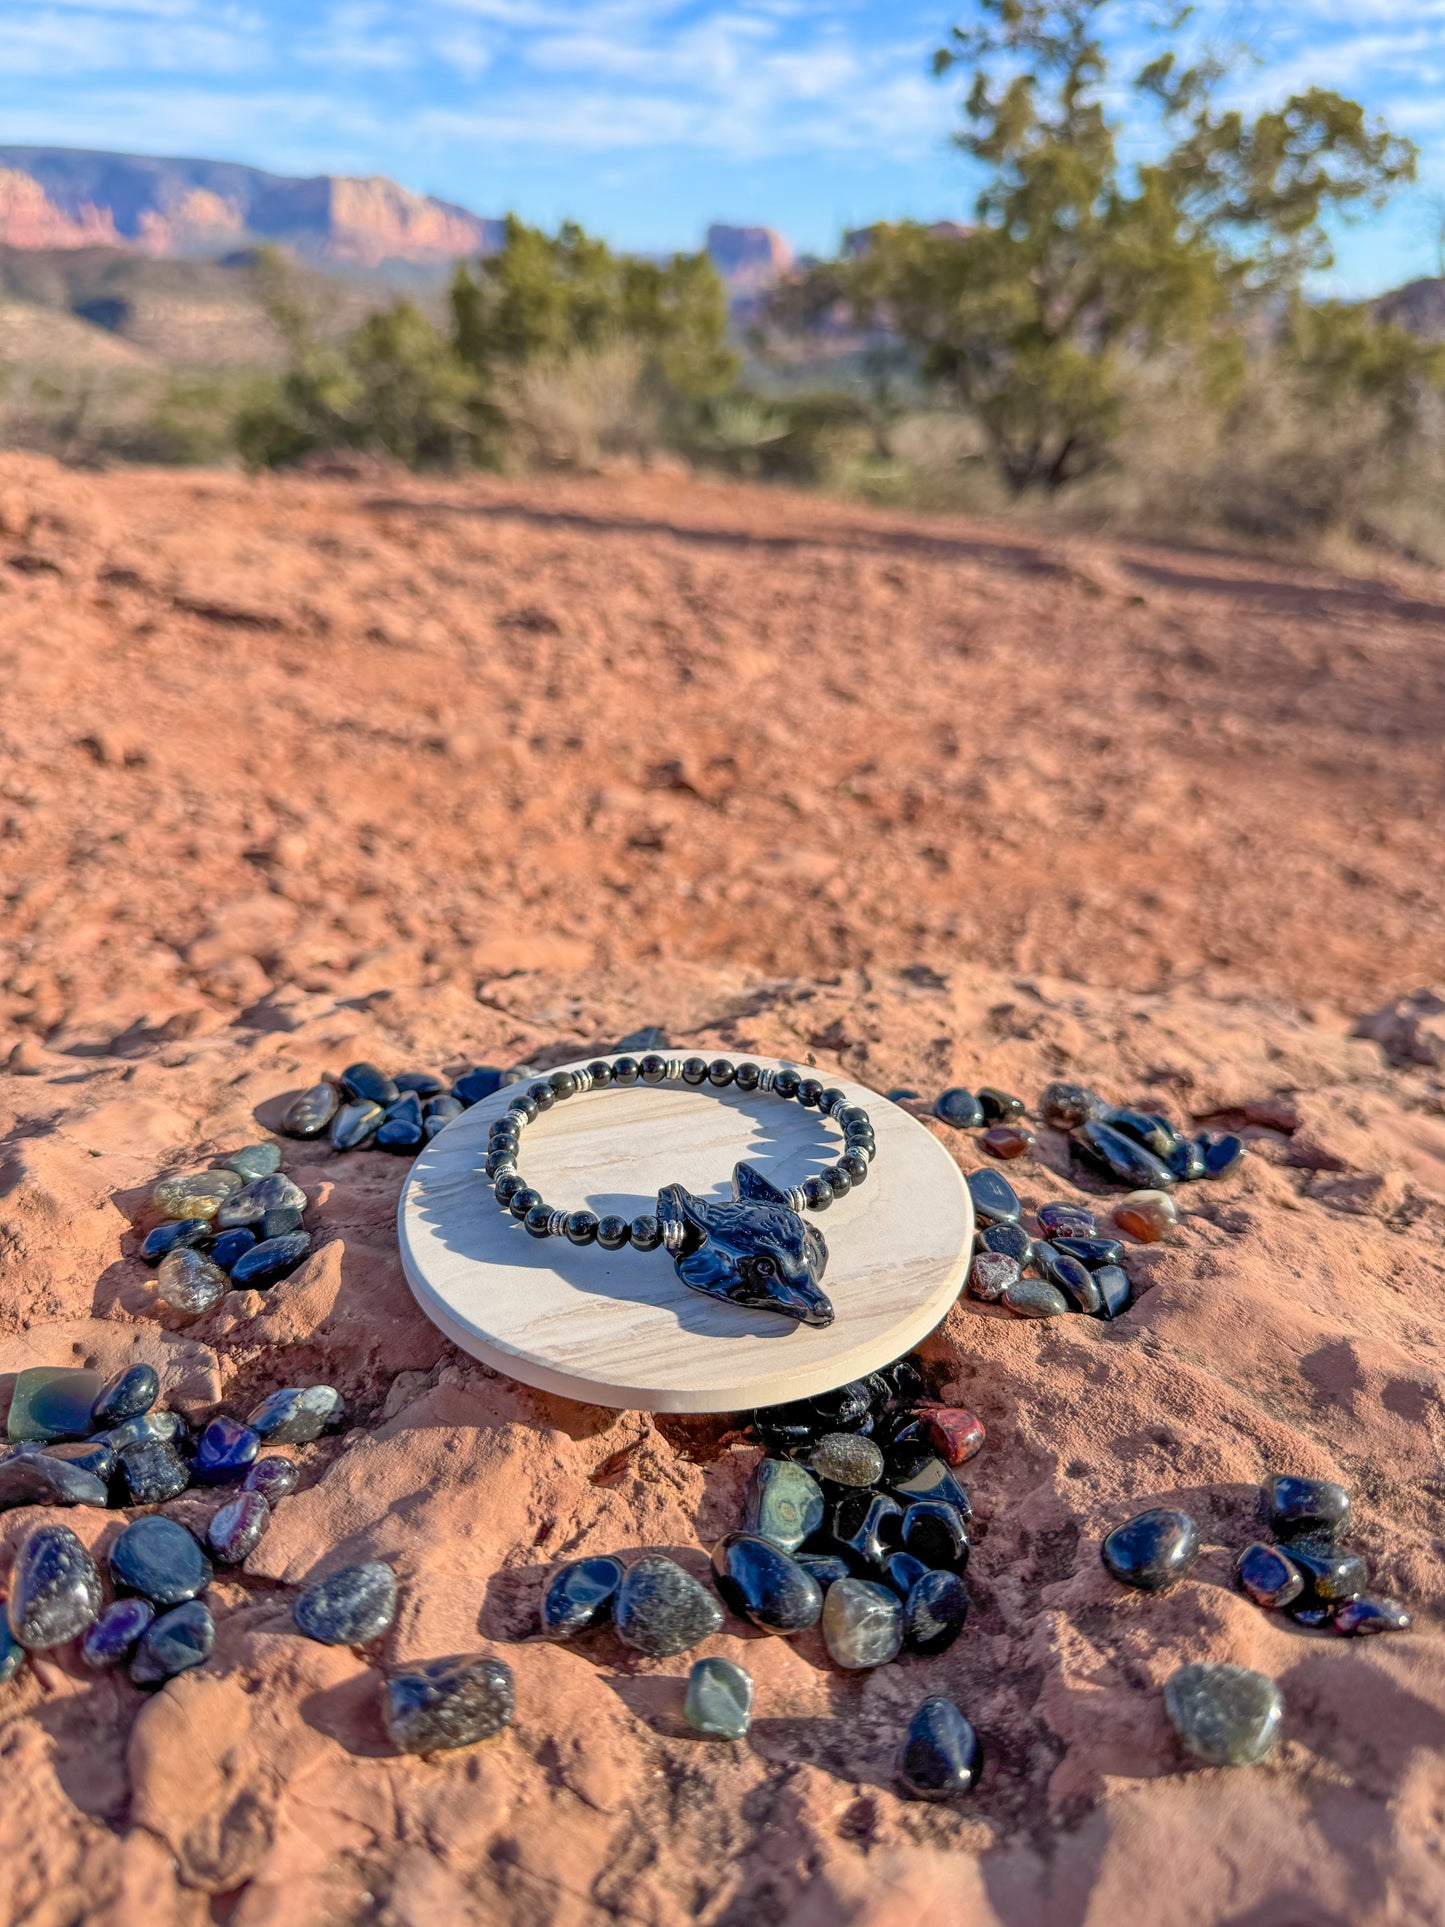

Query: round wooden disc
[397,1056,972,1413]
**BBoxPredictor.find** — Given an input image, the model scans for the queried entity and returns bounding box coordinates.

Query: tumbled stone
[7,1367,102,1443]
[384,1653,515,1753]
[920,1405,985,1466]
[452,1067,504,1105]
[106,1409,185,1452]
[1112,1190,1180,1243]
[685,1656,753,1740]
[885,1088,922,1104]
[1235,1542,1304,1610]
[118,1438,190,1506]
[1034,1243,1102,1313]
[0,1448,107,1512]
[1051,1235,1125,1270]
[904,1568,970,1655]
[873,1408,925,1454]
[614,1556,723,1657]
[8,1524,102,1647]
[541,1556,625,1637]
[1289,1602,1335,1628]
[423,1096,464,1137]
[1101,1509,1200,1592]
[828,1489,904,1571]
[43,1437,115,1482]
[223,1141,284,1183]
[0,1625,25,1683]
[822,1577,902,1669]
[981,1123,1034,1159]
[141,1218,212,1264]
[209,1227,257,1272]
[1035,1201,1098,1238]
[1201,1133,1246,1179]
[330,1100,383,1151]
[1072,1122,1175,1192]
[248,1384,343,1444]
[111,1516,212,1606]
[1286,1536,1368,1605]
[294,1561,398,1645]
[193,1417,261,1485]
[376,1112,425,1153]
[810,1432,884,1487]
[882,1552,931,1600]
[386,1093,423,1126]
[1167,1137,1207,1181]
[156,1246,228,1318]
[1334,1595,1411,1635]
[208,1490,271,1564]
[711,1534,822,1634]
[899,1697,983,1800]
[901,1501,969,1572]
[216,1172,308,1228]
[1103,1107,1180,1160]
[979,1221,1035,1267]
[745,1458,826,1554]
[809,1380,875,1430]
[243,1455,299,1501]
[153,1169,242,1220]
[131,1600,215,1686]
[968,1250,1019,1302]
[229,1232,311,1289]
[977,1086,1025,1123]
[874,1357,927,1407]
[966,1168,1021,1225]
[281,1082,339,1138]
[1093,1264,1133,1320]
[934,1088,984,1129]
[1164,1662,1283,1766]
[395,1070,447,1097]
[796,1553,851,1589]
[887,1452,972,1516]
[340,1061,398,1105]
[1267,1474,1351,1543]
[91,1364,159,1429]
[82,1596,155,1668]
[261,1207,304,1241]
[1040,1082,1107,1131]
[1002,1277,1068,1318]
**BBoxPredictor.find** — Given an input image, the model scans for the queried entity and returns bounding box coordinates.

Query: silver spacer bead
[660,1213,686,1252]
[546,1209,569,1237]
[665,1057,686,1080]
[491,1158,518,1180]
[755,1066,776,1092]
[571,1066,593,1093]
[786,1185,808,1213]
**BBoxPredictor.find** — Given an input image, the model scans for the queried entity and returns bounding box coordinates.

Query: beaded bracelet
[484,1055,878,1330]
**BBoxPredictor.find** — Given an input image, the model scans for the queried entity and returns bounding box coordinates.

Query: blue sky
[2,0,1443,293]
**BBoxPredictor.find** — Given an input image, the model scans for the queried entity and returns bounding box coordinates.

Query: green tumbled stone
[6,1367,103,1442]
[222,1142,283,1183]
[744,1458,826,1554]
[685,1657,753,1740]
[152,1170,241,1221]
[1164,1662,1283,1766]
[809,1433,885,1487]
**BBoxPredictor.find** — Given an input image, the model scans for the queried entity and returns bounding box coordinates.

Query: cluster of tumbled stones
[538,1356,985,1800]
[963,1166,1147,1321]
[925,1077,1246,1189]
[0,1365,515,1751]
[280,1060,478,1155]
[1098,1474,1410,1765]
[142,1139,313,1318]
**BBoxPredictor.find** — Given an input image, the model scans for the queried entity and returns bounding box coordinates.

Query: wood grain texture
[397,1056,972,1412]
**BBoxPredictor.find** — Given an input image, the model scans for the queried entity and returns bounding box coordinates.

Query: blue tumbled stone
[131,1600,215,1686]
[247,1385,343,1444]
[82,1597,155,1668]
[966,1169,1020,1226]
[0,1622,24,1683]
[91,1364,159,1428]
[453,1066,504,1105]
[43,1437,116,1482]
[229,1232,311,1289]
[209,1228,258,1272]
[541,1556,624,1637]
[293,1561,398,1644]
[192,1417,260,1485]
[140,1219,212,1265]
[119,1438,190,1505]
[110,1515,212,1605]
[934,1088,984,1129]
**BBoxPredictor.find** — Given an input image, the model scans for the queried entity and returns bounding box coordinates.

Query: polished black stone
[91,1365,159,1429]
[611,1057,640,1086]
[110,1516,212,1605]
[119,1439,190,1505]
[1103,1107,1180,1159]
[294,1561,398,1644]
[681,1056,709,1085]
[1050,1235,1125,1270]
[1289,1602,1335,1628]
[796,1553,851,1589]
[193,1417,261,1484]
[1035,1243,1101,1314]
[1166,1136,1208,1182]
[384,1092,424,1128]
[43,1437,115,1481]
[494,1176,525,1207]
[904,1569,970,1655]
[934,1088,984,1129]
[711,1533,823,1634]
[1035,1201,1098,1238]
[629,1214,663,1252]
[395,1071,446,1097]
[525,1080,556,1111]
[886,1453,972,1518]
[1202,1133,1246,1179]
[141,1218,212,1264]
[377,1113,425,1153]
[774,1069,802,1100]
[873,1358,927,1407]
[707,1058,735,1087]
[222,1141,283,1183]
[130,1599,215,1686]
[385,1653,515,1753]
[596,1214,631,1250]
[7,1524,102,1648]
[423,1097,463,1137]
[548,1070,579,1100]
[810,1380,874,1430]
[542,1555,625,1637]
[2,1450,107,1517]
[524,1204,554,1239]
[249,1385,343,1444]
[340,1061,397,1105]
[898,1697,983,1800]
[1071,1121,1176,1190]
[1267,1475,1351,1543]
[1101,1508,1200,1592]
[82,1597,155,1668]
[796,1078,824,1108]
[885,1087,921,1103]
[980,1221,1035,1267]
[106,1409,186,1452]
[330,1100,383,1151]
[1235,1542,1304,1610]
[1040,1081,1108,1130]
[229,1231,311,1289]
[1093,1264,1133,1320]
[508,1093,539,1123]
[977,1086,1025,1123]
[208,1490,271,1563]
[825,1164,853,1200]
[243,1455,299,1501]
[873,1409,926,1454]
[210,1227,258,1271]
[614,1556,724,1657]
[565,1210,599,1245]
[1286,1536,1368,1605]
[826,1489,904,1571]
[639,1053,668,1083]
[901,1500,969,1572]
[966,1168,1021,1226]
[1334,1595,1411,1635]
[658,1160,833,1328]
[802,1176,832,1211]
[882,1552,932,1600]
[281,1081,339,1138]
[453,1066,504,1105]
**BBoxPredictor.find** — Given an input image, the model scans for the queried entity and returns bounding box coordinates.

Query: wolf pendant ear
[732,1161,791,1207]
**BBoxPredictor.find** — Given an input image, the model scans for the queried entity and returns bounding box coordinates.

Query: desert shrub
[491,341,663,470]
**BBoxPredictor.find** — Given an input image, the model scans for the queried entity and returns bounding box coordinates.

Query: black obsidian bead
[585,1059,614,1088]
[524,1204,554,1239]
[526,1080,556,1111]
[825,1165,853,1200]
[495,1174,525,1206]
[612,1057,640,1086]
[707,1058,736,1087]
[630,1214,663,1252]
[734,1062,761,1091]
[565,1211,599,1245]
[489,1117,520,1142]
[840,1150,870,1185]
[803,1177,832,1211]
[549,1070,578,1100]
[508,1094,538,1124]
[774,1069,801,1100]
[797,1079,824,1108]
[639,1054,667,1084]
[818,1087,847,1116]
[596,1215,631,1251]
[835,1104,870,1130]
[681,1056,709,1085]
[485,1150,518,1179]
[509,1187,542,1219]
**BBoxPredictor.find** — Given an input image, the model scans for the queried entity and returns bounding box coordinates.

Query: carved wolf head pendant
[656,1161,834,1328]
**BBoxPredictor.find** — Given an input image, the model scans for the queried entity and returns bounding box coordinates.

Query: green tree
[804,0,1416,494]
